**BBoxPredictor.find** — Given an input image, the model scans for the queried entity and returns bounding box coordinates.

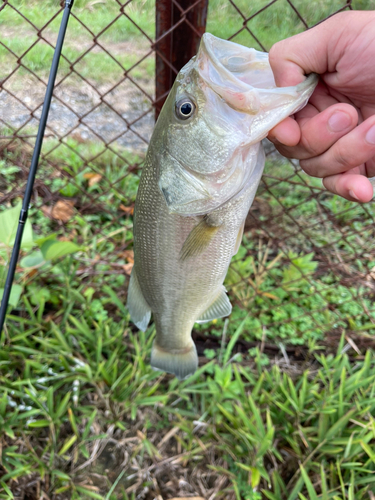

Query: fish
[127,33,318,379]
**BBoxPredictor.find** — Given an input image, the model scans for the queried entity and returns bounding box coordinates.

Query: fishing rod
[0,0,74,335]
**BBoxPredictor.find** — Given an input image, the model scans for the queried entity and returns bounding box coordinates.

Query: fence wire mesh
[1,0,374,356]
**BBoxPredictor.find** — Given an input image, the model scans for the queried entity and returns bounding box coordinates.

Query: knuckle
[300,133,321,157]
[268,41,285,64]
[268,44,279,64]
[274,144,296,159]
[299,160,316,177]
[333,142,357,169]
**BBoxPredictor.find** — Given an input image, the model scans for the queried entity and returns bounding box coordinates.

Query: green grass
[0,39,154,81]
[1,135,375,497]
[0,0,155,41]
[1,302,375,499]
[0,0,155,83]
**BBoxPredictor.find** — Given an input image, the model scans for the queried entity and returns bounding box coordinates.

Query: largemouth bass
[127,34,317,379]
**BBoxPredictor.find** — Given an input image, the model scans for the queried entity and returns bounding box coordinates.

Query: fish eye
[175,98,195,120]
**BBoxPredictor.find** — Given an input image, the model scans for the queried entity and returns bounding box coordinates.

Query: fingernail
[328,112,352,133]
[349,189,360,201]
[365,125,375,145]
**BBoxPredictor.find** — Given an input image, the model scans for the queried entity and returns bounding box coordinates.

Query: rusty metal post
[155,0,209,119]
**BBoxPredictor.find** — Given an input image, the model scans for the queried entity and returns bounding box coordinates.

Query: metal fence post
[155,0,209,119]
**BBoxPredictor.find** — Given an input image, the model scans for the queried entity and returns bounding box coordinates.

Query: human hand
[267,11,375,202]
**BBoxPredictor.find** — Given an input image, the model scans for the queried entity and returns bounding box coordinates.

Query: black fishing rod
[0,0,74,335]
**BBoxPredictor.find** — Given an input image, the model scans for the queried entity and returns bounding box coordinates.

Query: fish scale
[127,33,318,379]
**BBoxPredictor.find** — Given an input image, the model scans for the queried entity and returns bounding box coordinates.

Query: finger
[365,156,375,178]
[268,102,321,147]
[268,14,350,86]
[269,103,358,160]
[321,86,355,107]
[323,170,373,202]
[268,117,301,147]
[308,81,341,112]
[360,104,375,121]
[301,116,375,178]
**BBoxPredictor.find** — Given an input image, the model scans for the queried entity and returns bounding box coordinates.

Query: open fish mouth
[159,34,318,216]
[197,33,318,128]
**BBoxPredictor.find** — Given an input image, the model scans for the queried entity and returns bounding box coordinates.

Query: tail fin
[150,341,198,380]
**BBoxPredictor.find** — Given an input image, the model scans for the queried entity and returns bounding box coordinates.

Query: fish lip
[197,33,259,112]
[199,33,255,91]
[197,33,318,114]
[200,32,318,93]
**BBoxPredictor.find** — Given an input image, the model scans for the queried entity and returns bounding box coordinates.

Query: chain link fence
[1,0,374,355]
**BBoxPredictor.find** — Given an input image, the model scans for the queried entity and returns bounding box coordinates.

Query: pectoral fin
[126,268,151,332]
[180,217,221,261]
[196,286,232,323]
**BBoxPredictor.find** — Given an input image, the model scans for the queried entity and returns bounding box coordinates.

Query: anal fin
[180,217,221,261]
[126,268,151,332]
[196,286,232,323]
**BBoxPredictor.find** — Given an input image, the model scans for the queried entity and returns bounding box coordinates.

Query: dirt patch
[0,78,154,152]
[0,29,155,152]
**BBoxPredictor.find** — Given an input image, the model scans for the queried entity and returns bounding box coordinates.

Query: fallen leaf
[25,269,38,279]
[42,200,75,222]
[137,430,145,440]
[89,174,102,187]
[123,263,133,275]
[261,292,279,300]
[119,249,134,263]
[119,204,134,215]
[84,172,102,187]
[52,200,75,222]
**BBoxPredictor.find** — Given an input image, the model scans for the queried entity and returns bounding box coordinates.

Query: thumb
[268,14,346,87]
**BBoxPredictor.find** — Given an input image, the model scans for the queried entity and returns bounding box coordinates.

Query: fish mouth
[197,33,318,131]
[197,33,271,114]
